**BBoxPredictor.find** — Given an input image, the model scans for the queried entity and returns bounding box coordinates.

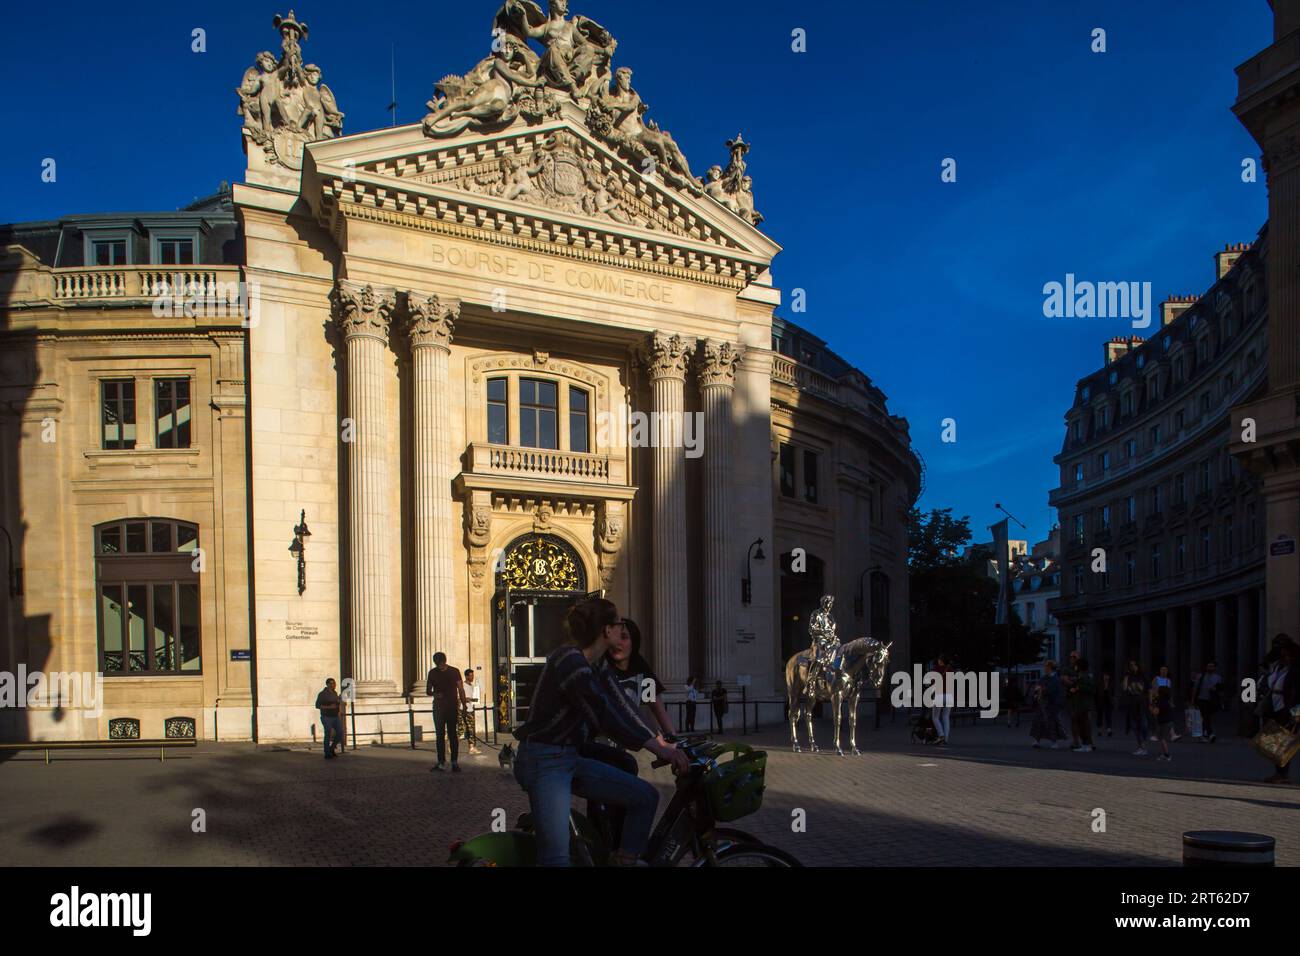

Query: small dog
[498,743,515,772]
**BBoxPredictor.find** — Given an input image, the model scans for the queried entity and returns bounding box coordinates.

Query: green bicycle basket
[703,743,767,822]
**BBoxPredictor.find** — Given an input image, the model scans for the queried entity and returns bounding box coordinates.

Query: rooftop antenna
[388,44,397,126]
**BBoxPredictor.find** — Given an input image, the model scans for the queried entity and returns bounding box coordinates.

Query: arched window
[95,519,201,675]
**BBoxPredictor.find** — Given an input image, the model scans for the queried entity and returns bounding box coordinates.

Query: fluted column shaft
[1214,598,1231,683]
[640,333,694,687]
[699,340,741,685]
[334,283,396,695]
[407,294,460,690]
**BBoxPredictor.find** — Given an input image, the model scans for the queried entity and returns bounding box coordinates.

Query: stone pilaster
[638,332,694,686]
[1189,602,1205,674]
[1139,612,1153,678]
[1164,607,1181,687]
[697,339,742,684]
[1214,598,1230,682]
[332,281,397,696]
[405,292,460,691]
[1236,589,1256,696]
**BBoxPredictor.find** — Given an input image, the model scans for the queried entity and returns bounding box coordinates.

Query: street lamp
[0,526,22,597]
[854,564,882,617]
[288,510,311,596]
[741,538,765,605]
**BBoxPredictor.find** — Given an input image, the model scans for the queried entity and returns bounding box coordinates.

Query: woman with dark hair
[1122,660,1149,756]
[605,618,676,738]
[512,598,689,866]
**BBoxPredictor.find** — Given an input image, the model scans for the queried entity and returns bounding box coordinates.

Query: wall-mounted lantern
[288,510,311,596]
[741,538,765,605]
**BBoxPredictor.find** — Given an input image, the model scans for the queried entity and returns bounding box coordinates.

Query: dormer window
[90,238,128,266]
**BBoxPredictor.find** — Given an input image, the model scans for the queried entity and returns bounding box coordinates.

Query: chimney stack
[1105,335,1145,365]
[1161,295,1199,326]
[1215,241,1252,279]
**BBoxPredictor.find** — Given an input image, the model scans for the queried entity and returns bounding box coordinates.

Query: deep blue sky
[0,1,1270,545]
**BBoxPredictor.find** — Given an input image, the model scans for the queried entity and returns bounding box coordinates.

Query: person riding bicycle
[513,598,690,866]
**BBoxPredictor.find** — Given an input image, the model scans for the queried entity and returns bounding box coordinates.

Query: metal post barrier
[349,707,357,751]
[408,703,417,750]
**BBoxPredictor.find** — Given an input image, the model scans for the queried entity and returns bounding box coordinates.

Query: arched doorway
[491,533,592,730]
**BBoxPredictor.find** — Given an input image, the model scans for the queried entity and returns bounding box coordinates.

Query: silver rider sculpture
[784,594,892,755]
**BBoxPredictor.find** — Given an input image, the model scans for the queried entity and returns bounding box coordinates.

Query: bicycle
[449,735,801,867]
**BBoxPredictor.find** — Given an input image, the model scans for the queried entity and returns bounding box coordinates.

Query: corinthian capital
[638,332,695,381]
[697,339,743,389]
[331,281,395,340]
[405,292,459,349]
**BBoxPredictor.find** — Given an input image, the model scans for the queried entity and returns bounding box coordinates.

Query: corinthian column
[638,332,695,687]
[405,292,460,693]
[332,281,397,696]
[698,340,742,685]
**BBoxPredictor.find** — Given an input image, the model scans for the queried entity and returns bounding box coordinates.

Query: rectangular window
[1122,394,1132,416]
[1074,463,1084,482]
[487,378,508,445]
[779,444,796,498]
[1199,460,1211,493]
[1098,506,1111,531]
[1151,544,1162,580]
[101,379,137,450]
[1201,392,1212,413]
[1027,602,1036,627]
[569,386,590,454]
[803,450,819,503]
[1073,514,1085,544]
[1150,424,1161,446]
[156,238,194,265]
[1100,451,1110,474]
[1151,485,1162,515]
[92,238,127,266]
[1176,535,1186,572]
[518,378,558,450]
[154,378,191,449]
[1125,438,1137,459]
[1174,473,1186,504]
[1125,495,1136,523]
[1125,552,1135,586]
[1175,409,1185,431]
[1074,566,1084,596]
[1200,526,1211,565]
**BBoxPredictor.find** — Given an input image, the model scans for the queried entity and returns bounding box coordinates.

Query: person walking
[1062,650,1081,748]
[426,652,466,772]
[1153,665,1181,742]
[1192,661,1223,743]
[1095,671,1114,738]
[461,668,484,756]
[1261,637,1299,784]
[931,655,953,746]
[1122,660,1149,756]
[1151,685,1175,762]
[684,676,699,732]
[315,678,344,760]
[711,681,728,733]
[1069,658,1097,752]
[1030,661,1066,748]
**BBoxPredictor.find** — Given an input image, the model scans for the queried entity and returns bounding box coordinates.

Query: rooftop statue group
[237,11,343,169]
[784,595,893,756]
[422,0,763,224]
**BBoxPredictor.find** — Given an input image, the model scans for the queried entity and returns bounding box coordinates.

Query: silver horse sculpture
[784,637,892,755]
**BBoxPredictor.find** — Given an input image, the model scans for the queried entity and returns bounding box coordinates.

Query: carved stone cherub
[237,51,280,136]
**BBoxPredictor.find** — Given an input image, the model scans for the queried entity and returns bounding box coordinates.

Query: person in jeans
[1095,672,1114,738]
[1151,685,1175,762]
[426,652,466,772]
[315,678,344,759]
[1193,661,1223,743]
[1122,660,1149,756]
[513,598,689,866]
[1068,658,1096,752]
[711,681,729,732]
[1030,661,1065,748]
[931,655,953,746]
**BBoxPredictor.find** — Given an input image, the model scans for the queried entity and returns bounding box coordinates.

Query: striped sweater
[515,645,654,751]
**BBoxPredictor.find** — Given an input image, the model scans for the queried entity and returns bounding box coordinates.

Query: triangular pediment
[304,105,780,289]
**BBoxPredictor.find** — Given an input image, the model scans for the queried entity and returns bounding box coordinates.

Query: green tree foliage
[908,508,1047,669]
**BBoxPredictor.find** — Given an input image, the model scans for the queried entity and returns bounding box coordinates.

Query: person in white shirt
[461,668,483,756]
[685,676,699,732]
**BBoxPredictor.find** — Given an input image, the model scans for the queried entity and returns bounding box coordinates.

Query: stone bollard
[1182,831,1275,866]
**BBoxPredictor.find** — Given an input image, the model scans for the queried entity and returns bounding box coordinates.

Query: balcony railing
[465,442,625,485]
[44,266,242,305]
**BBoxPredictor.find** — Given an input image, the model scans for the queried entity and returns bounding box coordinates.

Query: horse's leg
[850,687,861,755]
[833,688,845,756]
[806,688,819,752]
[788,680,801,753]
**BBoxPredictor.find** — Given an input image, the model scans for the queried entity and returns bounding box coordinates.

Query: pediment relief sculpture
[422,1,705,199]
[237,11,343,169]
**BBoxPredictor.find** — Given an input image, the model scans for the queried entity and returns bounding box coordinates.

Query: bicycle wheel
[698,842,802,867]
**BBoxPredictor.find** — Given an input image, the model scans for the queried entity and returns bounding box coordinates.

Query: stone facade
[0,5,919,743]
[1050,241,1269,714]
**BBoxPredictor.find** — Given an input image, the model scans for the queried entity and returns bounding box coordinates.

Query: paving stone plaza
[2,719,1294,868]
